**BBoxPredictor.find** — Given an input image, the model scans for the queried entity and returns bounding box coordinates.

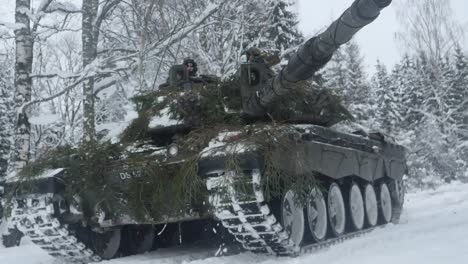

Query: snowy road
[1,183,468,264]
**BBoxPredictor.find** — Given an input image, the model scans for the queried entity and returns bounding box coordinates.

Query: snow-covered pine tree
[447,47,468,137]
[262,0,304,53]
[0,71,14,181]
[403,55,425,130]
[387,55,422,133]
[241,0,303,56]
[322,48,346,97]
[441,48,468,181]
[371,60,392,131]
[452,48,468,181]
[342,41,370,122]
[322,41,370,124]
[389,52,468,186]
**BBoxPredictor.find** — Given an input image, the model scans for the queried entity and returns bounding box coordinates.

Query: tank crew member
[158,58,197,89]
[183,58,198,77]
[158,58,218,90]
[183,58,218,84]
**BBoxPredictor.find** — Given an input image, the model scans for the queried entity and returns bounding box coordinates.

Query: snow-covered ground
[1,183,468,264]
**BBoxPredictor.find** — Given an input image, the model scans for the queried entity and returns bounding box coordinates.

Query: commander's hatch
[168,64,192,89]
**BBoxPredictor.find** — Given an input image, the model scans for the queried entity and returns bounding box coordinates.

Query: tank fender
[286,141,385,181]
[3,168,66,195]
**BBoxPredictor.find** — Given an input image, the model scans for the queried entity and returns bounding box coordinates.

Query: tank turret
[243,0,392,117]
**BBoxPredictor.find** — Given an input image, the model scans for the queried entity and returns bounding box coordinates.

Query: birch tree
[10,0,34,172]
[396,0,464,67]
[5,0,72,172]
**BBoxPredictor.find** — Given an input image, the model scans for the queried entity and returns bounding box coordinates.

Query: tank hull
[4,124,406,262]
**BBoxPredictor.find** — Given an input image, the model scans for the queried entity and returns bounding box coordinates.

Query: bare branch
[30,72,81,79]
[32,0,53,33]
[94,78,118,96]
[23,74,86,112]
[44,2,81,14]
[94,0,122,39]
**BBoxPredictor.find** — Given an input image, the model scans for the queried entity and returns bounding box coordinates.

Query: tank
[2,0,406,262]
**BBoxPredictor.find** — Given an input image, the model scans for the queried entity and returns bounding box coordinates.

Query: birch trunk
[10,0,33,172]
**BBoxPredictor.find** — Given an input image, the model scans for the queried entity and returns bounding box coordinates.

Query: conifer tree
[371,61,392,131]
[389,55,422,132]
[322,41,370,124]
[322,48,347,96]
[243,0,303,55]
[447,47,468,133]
[343,41,370,122]
[263,0,304,53]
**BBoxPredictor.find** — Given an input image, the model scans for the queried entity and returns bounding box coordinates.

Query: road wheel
[348,183,365,230]
[281,189,305,247]
[307,187,328,242]
[91,228,121,259]
[364,184,378,227]
[327,183,346,236]
[379,182,393,223]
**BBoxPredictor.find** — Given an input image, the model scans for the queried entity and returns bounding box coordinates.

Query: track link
[208,170,296,255]
[10,194,101,263]
[207,169,394,256]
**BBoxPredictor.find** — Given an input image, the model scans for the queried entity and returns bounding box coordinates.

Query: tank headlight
[168,144,179,157]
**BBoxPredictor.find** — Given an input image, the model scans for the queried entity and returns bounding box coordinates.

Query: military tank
[2,0,406,262]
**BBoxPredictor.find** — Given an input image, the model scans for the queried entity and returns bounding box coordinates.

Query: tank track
[9,193,101,263]
[207,169,400,256]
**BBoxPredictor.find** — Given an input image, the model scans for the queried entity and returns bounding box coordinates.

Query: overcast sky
[296,0,468,71]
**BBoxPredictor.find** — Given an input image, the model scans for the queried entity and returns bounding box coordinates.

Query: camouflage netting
[10,79,342,222]
[120,81,243,143]
[121,79,351,143]
[10,128,320,221]
[266,81,353,126]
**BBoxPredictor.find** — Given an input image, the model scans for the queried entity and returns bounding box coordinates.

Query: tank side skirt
[200,127,406,182]
[303,141,386,181]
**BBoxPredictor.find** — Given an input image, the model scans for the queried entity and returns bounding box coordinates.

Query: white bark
[10,0,33,172]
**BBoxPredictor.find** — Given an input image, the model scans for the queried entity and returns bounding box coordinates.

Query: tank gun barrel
[244,0,392,117]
